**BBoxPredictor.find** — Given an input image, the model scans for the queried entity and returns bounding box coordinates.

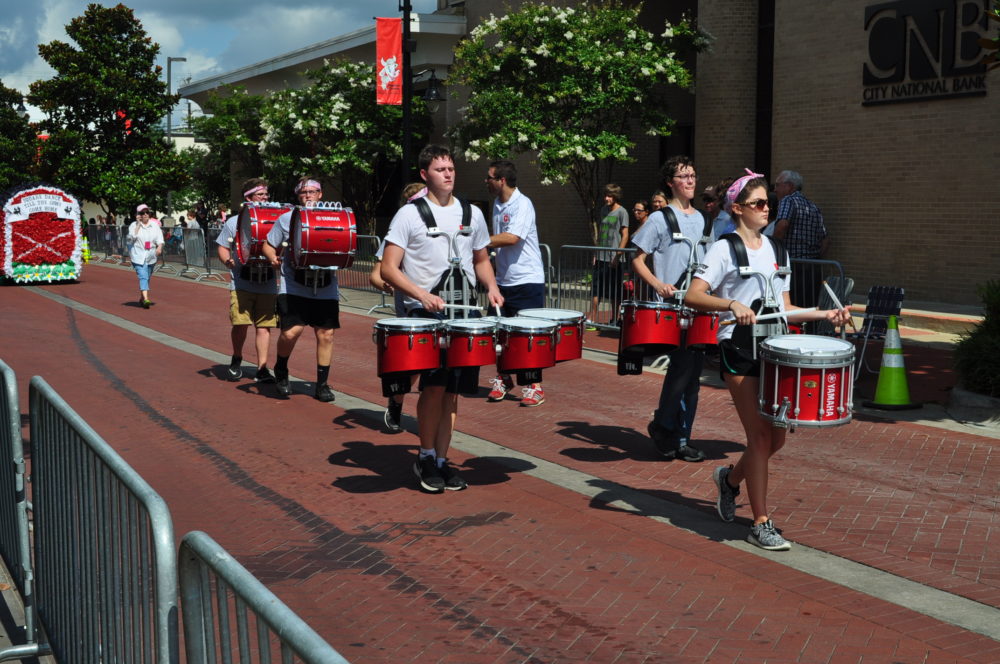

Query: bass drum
[236,203,291,265]
[290,205,357,269]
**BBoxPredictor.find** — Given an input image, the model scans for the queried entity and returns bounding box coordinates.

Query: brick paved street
[1,263,998,663]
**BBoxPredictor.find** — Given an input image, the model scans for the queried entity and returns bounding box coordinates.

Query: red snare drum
[496,317,557,372]
[619,301,682,356]
[237,203,291,265]
[517,308,585,362]
[758,335,855,429]
[290,204,357,269]
[443,318,497,368]
[373,318,441,376]
[683,310,719,350]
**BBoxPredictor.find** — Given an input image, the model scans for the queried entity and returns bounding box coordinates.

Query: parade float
[0,183,83,283]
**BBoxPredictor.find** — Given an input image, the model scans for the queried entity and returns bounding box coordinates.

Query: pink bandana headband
[295,179,321,194]
[407,187,428,202]
[724,168,765,212]
[243,184,267,199]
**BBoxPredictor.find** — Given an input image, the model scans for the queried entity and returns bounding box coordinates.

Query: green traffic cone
[864,315,921,410]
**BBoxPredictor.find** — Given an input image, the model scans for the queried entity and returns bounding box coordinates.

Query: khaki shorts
[229,290,278,327]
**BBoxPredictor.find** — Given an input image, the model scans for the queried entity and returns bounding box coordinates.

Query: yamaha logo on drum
[824,374,839,417]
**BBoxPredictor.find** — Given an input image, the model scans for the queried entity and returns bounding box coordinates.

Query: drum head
[760,334,855,362]
[517,308,584,323]
[374,318,441,332]
[498,317,557,333]
[623,300,681,312]
[445,319,496,332]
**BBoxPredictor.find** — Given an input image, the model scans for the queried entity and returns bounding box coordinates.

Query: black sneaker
[646,420,679,459]
[675,443,706,463]
[254,367,275,383]
[275,373,291,397]
[314,383,335,402]
[413,456,445,493]
[384,398,402,432]
[438,459,468,491]
[226,364,242,381]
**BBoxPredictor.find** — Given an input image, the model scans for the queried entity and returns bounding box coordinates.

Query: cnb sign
[863,0,989,105]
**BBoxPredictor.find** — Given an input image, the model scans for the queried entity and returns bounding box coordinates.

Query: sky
[0,0,438,120]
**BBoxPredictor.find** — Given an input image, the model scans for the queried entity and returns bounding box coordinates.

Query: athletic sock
[317,364,330,385]
[419,449,436,460]
[230,355,242,368]
[275,355,289,377]
[436,456,448,468]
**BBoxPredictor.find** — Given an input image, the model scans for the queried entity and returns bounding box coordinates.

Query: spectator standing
[650,191,668,211]
[772,170,828,309]
[587,183,629,329]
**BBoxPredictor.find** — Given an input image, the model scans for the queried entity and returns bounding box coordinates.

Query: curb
[947,386,1000,427]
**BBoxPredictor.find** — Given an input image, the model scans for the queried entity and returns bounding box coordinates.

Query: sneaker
[646,420,679,459]
[675,444,706,463]
[141,299,151,309]
[254,367,275,383]
[438,459,467,491]
[384,398,403,432]
[314,383,335,402]
[520,386,545,407]
[226,364,242,381]
[413,456,445,493]
[713,465,740,522]
[275,373,291,397]
[487,375,514,402]
[585,319,598,331]
[747,519,791,551]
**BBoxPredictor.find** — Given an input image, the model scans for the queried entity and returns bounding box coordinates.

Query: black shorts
[409,308,480,395]
[277,294,340,330]
[718,338,760,378]
[499,282,545,317]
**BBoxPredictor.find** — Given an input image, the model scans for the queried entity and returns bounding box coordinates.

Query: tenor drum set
[372,308,585,379]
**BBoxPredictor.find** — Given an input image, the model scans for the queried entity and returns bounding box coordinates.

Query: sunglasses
[739,199,769,211]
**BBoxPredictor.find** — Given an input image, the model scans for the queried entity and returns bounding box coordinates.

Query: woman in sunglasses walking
[684,170,850,551]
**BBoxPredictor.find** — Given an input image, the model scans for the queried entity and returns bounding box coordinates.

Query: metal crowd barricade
[336,234,392,312]
[179,531,350,664]
[0,360,47,662]
[789,258,846,333]
[556,245,647,330]
[29,376,178,664]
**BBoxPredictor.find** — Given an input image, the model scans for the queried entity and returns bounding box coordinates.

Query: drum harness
[719,232,791,360]
[411,196,479,320]
[661,206,713,312]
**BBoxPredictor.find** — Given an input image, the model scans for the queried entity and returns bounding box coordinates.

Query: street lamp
[16,98,29,121]
[166,56,187,143]
[399,0,447,180]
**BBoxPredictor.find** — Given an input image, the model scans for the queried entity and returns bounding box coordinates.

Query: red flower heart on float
[12,211,76,265]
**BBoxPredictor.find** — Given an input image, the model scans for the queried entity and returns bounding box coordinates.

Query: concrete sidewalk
[0,262,997,662]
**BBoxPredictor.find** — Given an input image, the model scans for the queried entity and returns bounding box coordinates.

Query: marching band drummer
[380,144,503,493]
[684,170,850,551]
[216,177,279,384]
[262,176,339,402]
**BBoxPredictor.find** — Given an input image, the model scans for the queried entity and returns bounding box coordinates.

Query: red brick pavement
[1,265,998,663]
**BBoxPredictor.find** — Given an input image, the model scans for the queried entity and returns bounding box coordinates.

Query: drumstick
[822,280,857,332]
[720,307,817,326]
[446,304,482,311]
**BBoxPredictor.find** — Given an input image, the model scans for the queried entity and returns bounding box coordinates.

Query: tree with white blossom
[259,59,430,232]
[449,2,708,240]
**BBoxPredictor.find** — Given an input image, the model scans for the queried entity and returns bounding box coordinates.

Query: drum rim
[498,319,558,331]
[621,300,683,310]
[445,319,496,330]
[760,334,854,357]
[374,318,441,330]
[517,308,585,321]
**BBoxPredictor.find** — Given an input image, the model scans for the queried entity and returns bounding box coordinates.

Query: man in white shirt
[484,160,547,407]
[380,145,503,493]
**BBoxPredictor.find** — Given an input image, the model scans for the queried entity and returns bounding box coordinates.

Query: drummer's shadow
[328,441,534,494]
[586,478,748,545]
[555,420,741,462]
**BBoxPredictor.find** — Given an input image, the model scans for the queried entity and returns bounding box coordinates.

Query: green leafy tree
[27,3,187,217]
[0,81,36,190]
[186,86,267,207]
[979,1,1000,69]
[449,1,708,241]
[259,59,431,233]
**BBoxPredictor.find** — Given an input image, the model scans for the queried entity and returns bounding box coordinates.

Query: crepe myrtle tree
[259,59,431,233]
[449,1,709,242]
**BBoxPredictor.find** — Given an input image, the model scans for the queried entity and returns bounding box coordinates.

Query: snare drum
[237,203,291,265]
[496,317,557,372]
[517,308,585,362]
[443,318,497,368]
[619,301,682,355]
[758,334,855,429]
[291,204,357,269]
[373,318,441,376]
[684,310,719,350]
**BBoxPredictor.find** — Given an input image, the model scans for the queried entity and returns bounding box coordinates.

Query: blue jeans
[132,262,154,291]
[654,348,705,441]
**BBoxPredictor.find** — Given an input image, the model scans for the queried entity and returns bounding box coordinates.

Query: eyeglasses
[672,173,696,181]
[298,189,320,195]
[632,208,647,214]
[484,175,503,181]
[738,199,769,211]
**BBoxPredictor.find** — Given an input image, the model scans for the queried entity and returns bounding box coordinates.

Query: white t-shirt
[127,221,163,265]
[383,197,490,313]
[492,188,544,287]
[694,237,791,342]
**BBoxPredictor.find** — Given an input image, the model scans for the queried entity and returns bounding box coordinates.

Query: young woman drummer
[684,170,850,551]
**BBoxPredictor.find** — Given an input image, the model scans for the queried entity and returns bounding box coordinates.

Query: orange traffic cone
[864,315,921,410]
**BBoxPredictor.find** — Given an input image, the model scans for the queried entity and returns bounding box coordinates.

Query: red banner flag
[376,18,403,105]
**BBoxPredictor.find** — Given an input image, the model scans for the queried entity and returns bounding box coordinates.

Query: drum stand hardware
[426,224,476,319]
